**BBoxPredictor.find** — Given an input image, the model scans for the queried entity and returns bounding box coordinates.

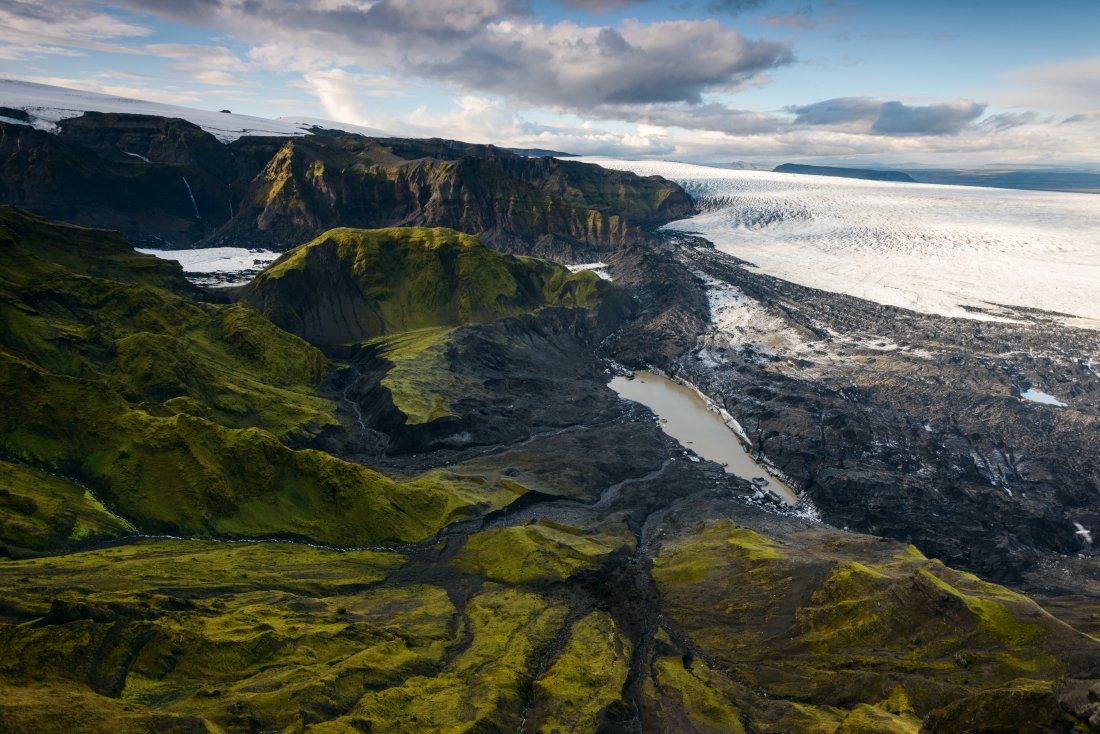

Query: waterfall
[181,177,201,219]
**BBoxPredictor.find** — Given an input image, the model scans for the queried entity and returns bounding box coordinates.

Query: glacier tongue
[580,157,1100,330]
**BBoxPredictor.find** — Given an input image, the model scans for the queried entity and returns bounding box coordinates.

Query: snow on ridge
[277,116,396,138]
[566,262,614,280]
[580,157,1100,329]
[0,79,399,143]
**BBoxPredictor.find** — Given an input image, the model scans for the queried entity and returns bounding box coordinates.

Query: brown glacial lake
[609,371,797,505]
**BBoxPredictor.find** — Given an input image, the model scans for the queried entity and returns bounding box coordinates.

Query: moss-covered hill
[0,208,540,550]
[0,115,693,253]
[2,508,1098,732]
[243,226,621,344]
[3,207,1100,733]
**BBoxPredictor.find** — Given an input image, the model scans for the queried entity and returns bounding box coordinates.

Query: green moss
[0,211,526,546]
[0,459,133,554]
[915,568,1047,646]
[245,226,613,345]
[531,611,632,733]
[835,704,919,734]
[0,538,486,733]
[647,655,749,734]
[453,520,623,584]
[0,683,209,734]
[0,539,404,608]
[365,326,484,424]
[314,587,568,733]
[124,584,456,729]
[0,206,191,295]
[651,519,1100,728]
[0,209,335,439]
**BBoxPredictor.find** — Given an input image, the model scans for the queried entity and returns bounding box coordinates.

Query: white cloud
[1001,54,1100,115]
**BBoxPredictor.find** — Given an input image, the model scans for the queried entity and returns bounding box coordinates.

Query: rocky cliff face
[0,115,694,256]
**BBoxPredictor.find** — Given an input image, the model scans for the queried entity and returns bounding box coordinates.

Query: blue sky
[2,0,1098,166]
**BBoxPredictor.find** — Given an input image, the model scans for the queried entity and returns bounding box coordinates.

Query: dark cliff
[0,114,694,257]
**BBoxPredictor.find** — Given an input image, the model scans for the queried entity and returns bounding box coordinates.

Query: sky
[2,0,1099,167]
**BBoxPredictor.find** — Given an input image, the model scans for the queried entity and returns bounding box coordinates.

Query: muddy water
[609,371,797,505]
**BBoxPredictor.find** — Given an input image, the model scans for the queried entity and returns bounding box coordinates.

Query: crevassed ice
[137,247,281,274]
[579,158,1100,328]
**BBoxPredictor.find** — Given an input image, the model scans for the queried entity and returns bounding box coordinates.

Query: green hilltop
[243,225,615,344]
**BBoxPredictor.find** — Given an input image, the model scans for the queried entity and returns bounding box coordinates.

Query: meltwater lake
[609,371,797,505]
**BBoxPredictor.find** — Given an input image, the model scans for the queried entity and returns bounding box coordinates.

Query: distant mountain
[904,168,1100,193]
[727,161,769,171]
[506,147,576,158]
[774,163,916,183]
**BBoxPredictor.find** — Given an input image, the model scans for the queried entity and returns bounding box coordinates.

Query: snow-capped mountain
[0,79,395,142]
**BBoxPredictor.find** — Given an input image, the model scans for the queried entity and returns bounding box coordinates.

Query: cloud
[416,20,792,109]
[86,1,791,114]
[22,73,202,106]
[1063,110,1100,125]
[872,100,985,135]
[1001,54,1100,114]
[788,97,881,126]
[143,43,256,87]
[400,95,678,157]
[978,111,1039,132]
[301,68,414,126]
[589,102,783,135]
[758,13,820,30]
[302,69,376,128]
[559,0,647,11]
[0,0,150,56]
[788,97,986,135]
[706,0,768,16]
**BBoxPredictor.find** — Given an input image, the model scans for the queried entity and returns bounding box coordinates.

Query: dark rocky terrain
[646,244,1100,586]
[0,113,692,254]
[2,112,1100,732]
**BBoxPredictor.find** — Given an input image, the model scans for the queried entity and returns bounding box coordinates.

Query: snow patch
[1020,388,1068,407]
[566,262,613,280]
[694,270,809,357]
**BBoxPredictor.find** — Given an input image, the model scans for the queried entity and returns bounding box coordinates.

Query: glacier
[137,247,281,287]
[581,158,1100,329]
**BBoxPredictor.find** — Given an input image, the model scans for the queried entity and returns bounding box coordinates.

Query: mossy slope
[0,458,133,557]
[0,208,518,545]
[244,226,610,344]
[453,519,629,585]
[650,519,1100,731]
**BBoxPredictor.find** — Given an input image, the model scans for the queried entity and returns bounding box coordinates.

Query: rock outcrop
[0,114,694,255]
